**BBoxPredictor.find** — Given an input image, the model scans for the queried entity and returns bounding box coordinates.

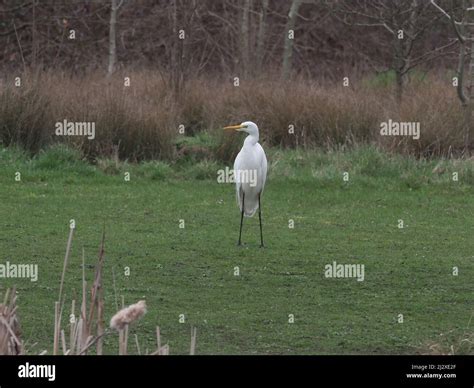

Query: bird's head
[223,121,259,136]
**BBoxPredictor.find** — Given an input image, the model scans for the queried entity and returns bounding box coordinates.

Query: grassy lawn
[0,145,473,354]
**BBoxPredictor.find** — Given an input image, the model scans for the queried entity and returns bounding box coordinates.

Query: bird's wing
[258,143,268,194]
[234,151,244,211]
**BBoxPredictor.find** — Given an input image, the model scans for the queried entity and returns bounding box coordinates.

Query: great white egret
[223,121,268,247]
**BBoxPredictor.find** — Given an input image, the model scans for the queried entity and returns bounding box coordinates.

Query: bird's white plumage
[233,121,267,217]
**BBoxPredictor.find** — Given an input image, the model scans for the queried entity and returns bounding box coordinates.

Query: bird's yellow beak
[223,124,243,131]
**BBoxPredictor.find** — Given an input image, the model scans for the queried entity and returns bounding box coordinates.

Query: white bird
[223,121,268,247]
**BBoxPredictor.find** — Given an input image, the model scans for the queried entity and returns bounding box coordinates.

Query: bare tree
[108,0,124,77]
[241,0,251,76]
[282,0,302,79]
[256,0,269,73]
[334,0,456,104]
[431,0,474,151]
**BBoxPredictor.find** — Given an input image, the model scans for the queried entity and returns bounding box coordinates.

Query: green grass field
[1,145,473,354]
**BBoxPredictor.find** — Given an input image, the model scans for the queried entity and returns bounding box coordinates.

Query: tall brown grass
[0,228,197,355]
[0,70,466,161]
[0,287,22,355]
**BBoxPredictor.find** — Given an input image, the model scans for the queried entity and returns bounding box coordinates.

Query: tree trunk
[256,0,269,74]
[281,0,302,79]
[456,0,473,154]
[32,0,37,70]
[395,70,404,107]
[393,34,407,107]
[241,0,251,77]
[107,0,118,77]
[466,4,474,151]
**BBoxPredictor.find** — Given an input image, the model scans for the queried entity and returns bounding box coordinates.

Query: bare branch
[353,22,395,35]
[430,0,462,24]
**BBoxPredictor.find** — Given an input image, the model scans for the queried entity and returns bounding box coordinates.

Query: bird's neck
[244,133,259,146]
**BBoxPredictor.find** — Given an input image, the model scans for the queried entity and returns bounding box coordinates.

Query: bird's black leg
[258,193,264,248]
[238,192,245,246]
